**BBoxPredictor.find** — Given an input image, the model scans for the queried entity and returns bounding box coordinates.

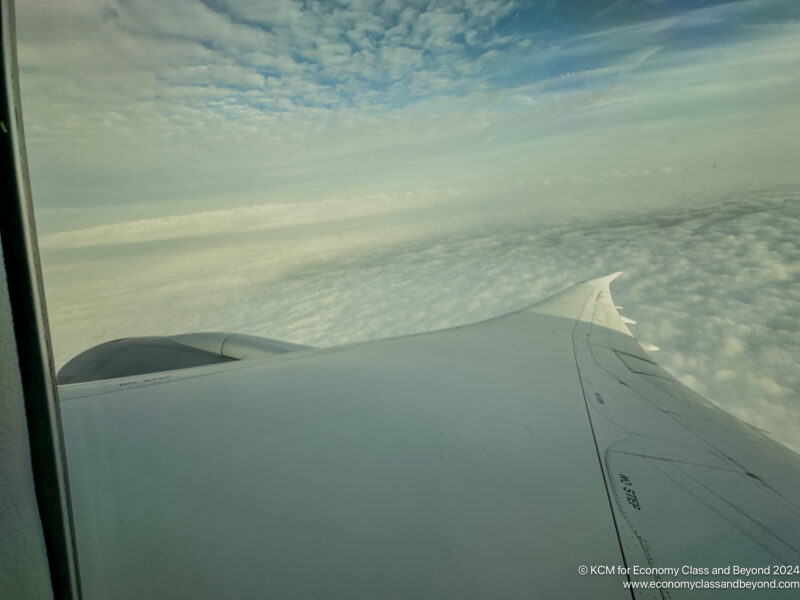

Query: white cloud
[15,0,800,457]
[16,0,800,222]
[120,0,273,51]
[158,64,266,88]
[38,188,471,249]
[39,176,800,453]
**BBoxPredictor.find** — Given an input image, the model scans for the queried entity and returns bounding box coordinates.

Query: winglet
[527,271,624,323]
[583,272,633,335]
[583,271,623,291]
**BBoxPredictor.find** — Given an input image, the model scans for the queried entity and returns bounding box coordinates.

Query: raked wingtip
[583,271,623,289]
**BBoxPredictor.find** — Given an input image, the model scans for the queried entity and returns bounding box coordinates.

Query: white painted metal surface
[59,275,800,598]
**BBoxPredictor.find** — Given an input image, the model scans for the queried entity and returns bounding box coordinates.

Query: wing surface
[58,275,800,599]
[556,274,800,597]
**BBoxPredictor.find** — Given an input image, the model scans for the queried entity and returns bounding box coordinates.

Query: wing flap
[568,276,800,591]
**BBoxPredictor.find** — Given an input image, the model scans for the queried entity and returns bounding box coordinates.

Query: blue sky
[14,1,800,450]
[17,0,800,226]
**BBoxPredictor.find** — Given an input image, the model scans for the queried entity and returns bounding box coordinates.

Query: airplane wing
[57,274,800,599]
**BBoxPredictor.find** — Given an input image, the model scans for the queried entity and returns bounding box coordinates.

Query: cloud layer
[40,177,800,452]
[15,1,800,453]
[17,0,800,223]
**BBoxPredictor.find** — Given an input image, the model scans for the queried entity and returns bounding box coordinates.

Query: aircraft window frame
[1,1,82,597]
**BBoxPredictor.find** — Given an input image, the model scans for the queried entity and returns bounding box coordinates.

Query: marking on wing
[572,284,800,595]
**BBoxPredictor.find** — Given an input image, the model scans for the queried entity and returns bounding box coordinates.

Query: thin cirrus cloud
[14,0,800,452]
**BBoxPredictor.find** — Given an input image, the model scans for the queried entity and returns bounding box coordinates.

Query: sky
[14,1,800,450]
